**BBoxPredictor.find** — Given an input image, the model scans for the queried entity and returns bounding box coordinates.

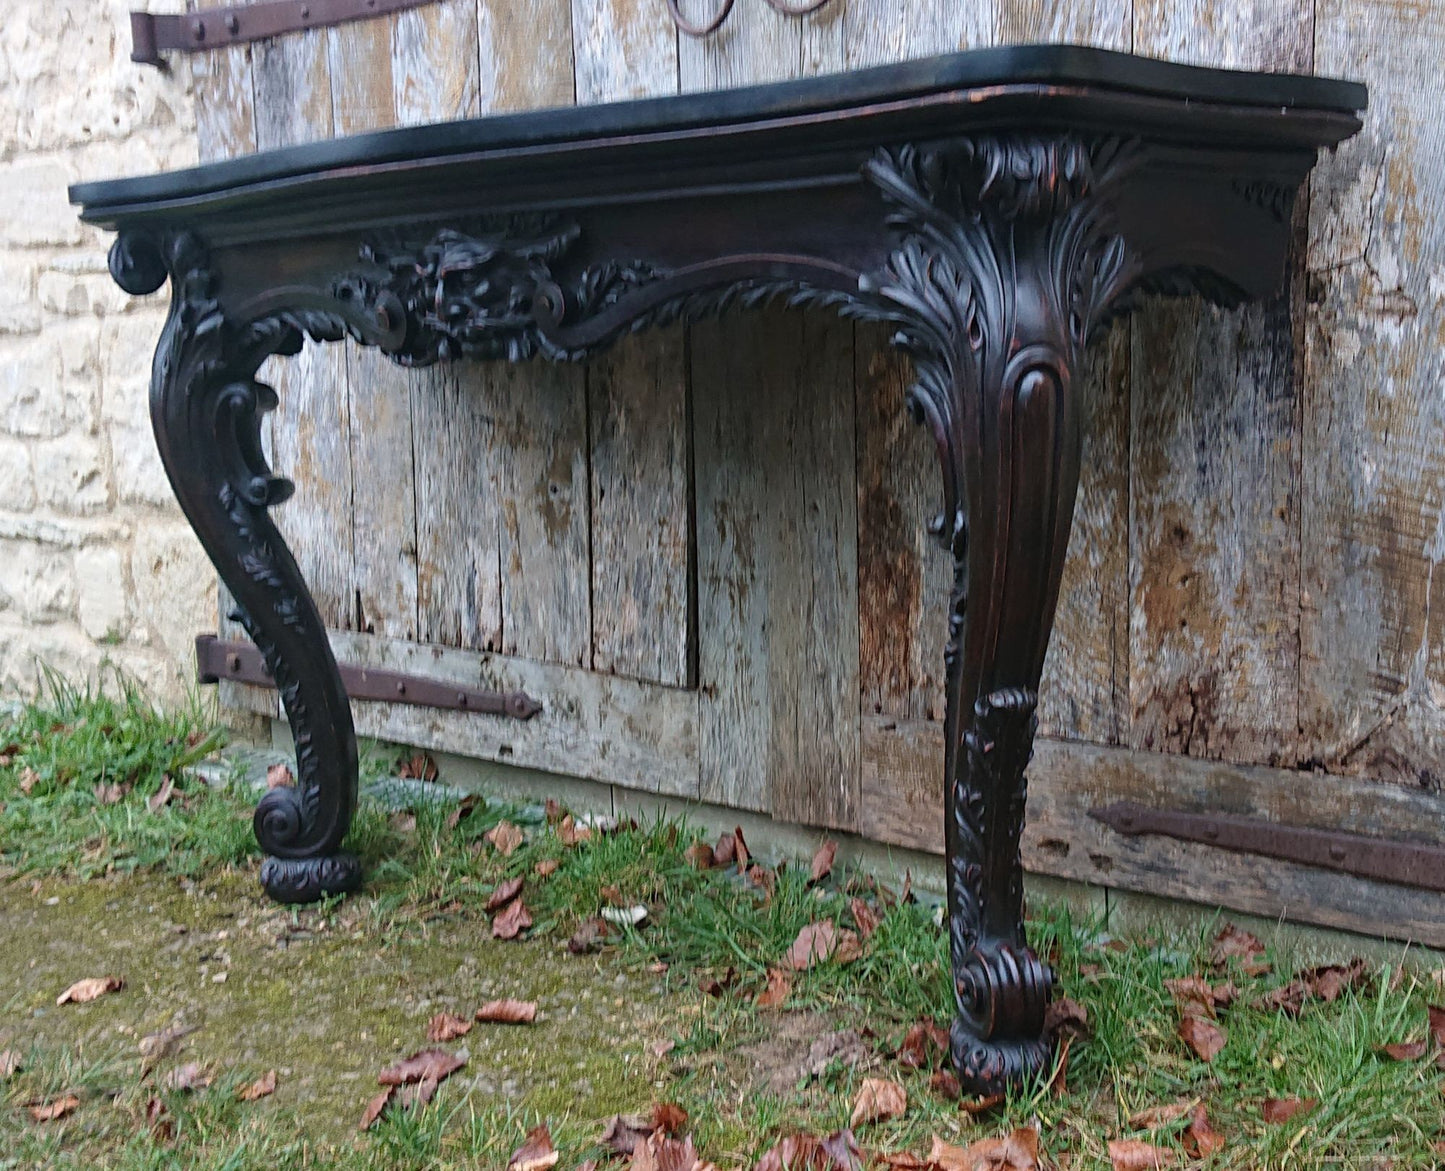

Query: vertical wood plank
[1128,0,1312,767]
[997,0,1129,49]
[252,32,355,632]
[681,2,857,825]
[571,1,690,688]
[841,0,989,69]
[476,0,576,113]
[1300,0,1445,787]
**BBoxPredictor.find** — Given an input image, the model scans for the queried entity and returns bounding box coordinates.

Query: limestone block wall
[0,2,213,702]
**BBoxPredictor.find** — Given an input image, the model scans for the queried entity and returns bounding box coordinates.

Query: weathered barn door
[190,0,1445,945]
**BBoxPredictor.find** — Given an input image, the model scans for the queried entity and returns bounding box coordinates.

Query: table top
[72,43,1365,222]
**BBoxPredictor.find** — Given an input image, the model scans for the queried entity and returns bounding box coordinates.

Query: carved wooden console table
[72,44,1364,1093]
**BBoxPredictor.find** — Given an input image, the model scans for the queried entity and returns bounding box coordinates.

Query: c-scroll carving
[117,228,403,903]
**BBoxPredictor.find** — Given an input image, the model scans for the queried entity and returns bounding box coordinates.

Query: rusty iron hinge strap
[1090,801,1445,892]
[195,634,542,720]
[131,0,439,67]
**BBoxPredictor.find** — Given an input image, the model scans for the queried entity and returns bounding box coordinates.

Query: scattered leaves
[534,857,559,878]
[1261,1097,1317,1124]
[359,1089,393,1132]
[492,898,533,940]
[377,1048,466,1086]
[1127,1101,1193,1129]
[755,1130,862,1171]
[556,815,591,847]
[162,1063,212,1092]
[958,1093,1006,1116]
[810,839,838,883]
[28,1095,80,1123]
[1429,1003,1445,1047]
[1378,1039,1429,1061]
[897,1019,949,1070]
[1182,1105,1225,1159]
[1164,975,1236,1018]
[850,1078,907,1128]
[756,968,792,1009]
[929,1070,961,1101]
[486,876,525,911]
[850,897,880,940]
[783,921,839,970]
[476,999,537,1024]
[1209,924,1269,975]
[508,1124,560,1171]
[147,775,176,812]
[1178,1014,1227,1062]
[1106,1139,1175,1170]
[57,976,122,1005]
[237,1069,277,1101]
[684,841,715,870]
[1044,996,1089,1040]
[427,1012,474,1041]
[398,751,438,781]
[265,763,293,789]
[138,1024,195,1062]
[446,794,480,828]
[928,1126,1038,1171]
[486,820,524,856]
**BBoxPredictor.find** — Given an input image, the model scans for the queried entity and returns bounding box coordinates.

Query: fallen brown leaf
[1178,1014,1227,1062]
[56,976,122,1005]
[568,917,610,954]
[146,1094,174,1142]
[93,781,125,805]
[783,920,839,970]
[747,864,777,899]
[929,1069,961,1101]
[1182,1104,1225,1159]
[600,1113,653,1157]
[544,797,566,823]
[1164,975,1236,1018]
[1429,1003,1445,1048]
[138,1024,195,1062]
[486,876,525,912]
[897,1018,949,1070]
[1044,996,1090,1040]
[850,1077,907,1128]
[1106,1139,1176,1170]
[754,1129,862,1171]
[29,1095,80,1122]
[486,820,524,856]
[427,1012,473,1041]
[492,899,533,940]
[476,999,537,1024]
[1209,924,1269,974]
[534,858,559,878]
[237,1069,277,1102]
[928,1126,1038,1171]
[377,1048,466,1086]
[732,826,751,871]
[1126,1101,1193,1129]
[446,794,480,828]
[683,841,715,870]
[649,1039,676,1059]
[849,897,880,941]
[958,1093,1006,1116]
[631,1130,702,1171]
[509,1124,560,1171]
[756,968,792,1009]
[1261,1097,1317,1124]
[18,765,40,794]
[359,1087,394,1131]
[0,1049,21,1079]
[148,775,176,812]
[1302,958,1369,1003]
[652,1101,688,1135]
[833,928,864,966]
[1378,1039,1429,1061]
[810,839,838,883]
[162,1062,213,1092]
[878,1153,928,1170]
[556,815,591,847]
[398,751,438,782]
[265,763,293,789]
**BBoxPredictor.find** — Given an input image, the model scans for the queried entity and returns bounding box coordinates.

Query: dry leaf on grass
[476,999,537,1024]
[929,1070,961,1101]
[1378,1039,1429,1061]
[1261,1097,1317,1124]
[1209,924,1269,975]
[1178,1014,1227,1062]
[1182,1105,1225,1158]
[93,782,125,805]
[508,1124,561,1171]
[747,864,777,900]
[631,1131,705,1171]
[492,899,533,940]
[28,1095,80,1122]
[557,815,592,847]
[1106,1139,1176,1170]
[683,841,715,870]
[148,776,176,812]
[784,921,838,970]
[486,820,524,855]
[1044,996,1090,1039]
[427,1012,473,1041]
[600,1113,653,1156]
[359,1088,393,1131]
[850,1078,906,1127]
[18,766,40,794]
[57,976,122,1005]
[237,1070,277,1101]
[568,917,610,954]
[958,1093,1006,1116]
[398,751,438,781]
[163,1062,213,1092]
[377,1048,466,1086]
[534,858,559,878]
[146,1095,174,1142]
[810,840,837,883]
[928,1126,1038,1171]
[1164,976,1236,1018]
[486,876,525,912]
[754,1129,861,1171]
[138,1024,195,1062]
[897,1019,949,1070]
[1127,1101,1193,1129]
[265,763,293,789]
[0,1049,21,1078]
[1428,1003,1445,1047]
[756,969,792,1009]
[849,897,880,940]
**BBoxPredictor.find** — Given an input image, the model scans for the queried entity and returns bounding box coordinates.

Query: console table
[71,44,1365,1093]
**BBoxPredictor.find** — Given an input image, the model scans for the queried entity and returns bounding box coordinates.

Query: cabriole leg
[117,231,362,904]
[860,138,1137,1094]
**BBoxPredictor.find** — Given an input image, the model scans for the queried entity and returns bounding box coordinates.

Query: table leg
[121,231,362,904]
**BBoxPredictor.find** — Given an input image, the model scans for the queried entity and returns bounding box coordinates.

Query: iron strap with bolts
[71,44,1365,1096]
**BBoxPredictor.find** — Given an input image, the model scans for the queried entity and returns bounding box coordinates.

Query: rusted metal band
[1091,801,1445,892]
[196,634,542,720]
[131,0,439,67]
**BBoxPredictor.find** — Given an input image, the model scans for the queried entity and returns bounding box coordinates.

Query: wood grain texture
[1300,0,1445,789]
[476,0,577,113]
[588,331,691,686]
[861,714,1445,947]
[841,0,988,68]
[330,629,698,797]
[677,0,843,91]
[572,0,678,104]
[1127,0,1312,767]
[693,311,860,826]
[251,32,355,632]
[997,0,1129,49]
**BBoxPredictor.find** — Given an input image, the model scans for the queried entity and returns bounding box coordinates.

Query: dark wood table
[72,43,1364,1094]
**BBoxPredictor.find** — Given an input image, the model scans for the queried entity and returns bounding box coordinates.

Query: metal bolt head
[225,14,240,34]
[191,17,206,39]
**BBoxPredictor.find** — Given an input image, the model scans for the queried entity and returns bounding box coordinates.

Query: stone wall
[0,2,213,703]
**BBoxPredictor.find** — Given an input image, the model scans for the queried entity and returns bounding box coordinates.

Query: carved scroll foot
[260,853,363,903]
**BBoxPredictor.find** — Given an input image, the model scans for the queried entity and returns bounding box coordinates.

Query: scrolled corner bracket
[109,231,170,296]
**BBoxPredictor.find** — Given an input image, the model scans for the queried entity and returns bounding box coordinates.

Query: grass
[2,672,1444,1168]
